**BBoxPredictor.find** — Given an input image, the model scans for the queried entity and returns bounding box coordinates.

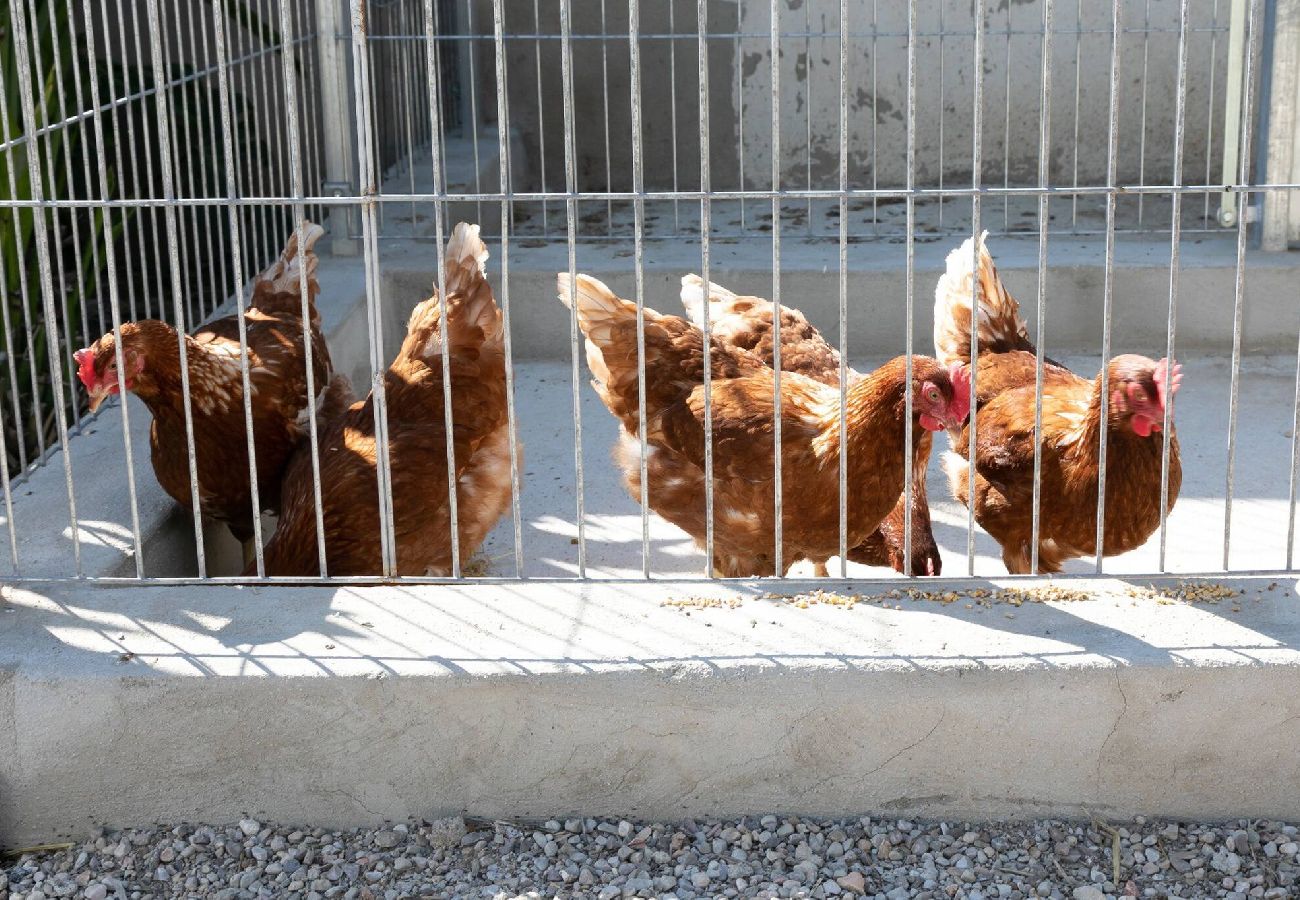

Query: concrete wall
[481,0,1230,193]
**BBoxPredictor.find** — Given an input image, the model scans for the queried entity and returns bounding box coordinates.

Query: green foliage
[0,0,271,480]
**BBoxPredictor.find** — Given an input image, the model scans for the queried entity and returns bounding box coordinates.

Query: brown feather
[256,222,518,576]
[569,274,964,577]
[681,275,942,576]
[936,237,1183,573]
[77,223,333,545]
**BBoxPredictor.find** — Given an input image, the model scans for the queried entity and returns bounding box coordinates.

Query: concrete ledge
[2,576,1298,844]
[380,232,1300,359]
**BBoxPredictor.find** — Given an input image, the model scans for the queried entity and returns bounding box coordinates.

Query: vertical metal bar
[735,14,745,234]
[837,0,849,575]
[1071,0,1083,230]
[1204,0,1222,227]
[59,0,103,346]
[668,0,680,233]
[1093,0,1123,574]
[803,0,813,237]
[966,0,986,576]
[306,0,329,227]
[1001,0,1013,231]
[212,0,266,577]
[65,0,107,343]
[531,0,549,235]
[0,64,34,471]
[124,0,168,317]
[700,0,715,575]
[180,0,225,321]
[247,1,282,265]
[279,0,330,578]
[1136,0,1152,224]
[490,0,525,578]
[766,0,781,577]
[937,1,946,228]
[99,0,142,321]
[0,398,16,572]
[80,0,145,578]
[902,0,916,577]
[1289,304,1300,569]
[236,1,267,265]
[425,0,462,579]
[463,0,483,228]
[1223,0,1262,570]
[10,0,83,574]
[869,0,877,232]
[1158,0,1190,571]
[0,58,45,461]
[156,3,197,330]
[558,0,587,576]
[142,0,208,577]
[1030,0,1054,575]
[1218,0,1248,226]
[29,0,86,419]
[351,0,398,576]
[317,0,359,253]
[599,0,613,235]
[628,0,651,578]
[397,0,420,228]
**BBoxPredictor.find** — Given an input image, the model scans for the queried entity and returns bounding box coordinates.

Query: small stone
[1281,842,1299,857]
[373,830,400,849]
[692,871,711,888]
[617,820,633,838]
[238,819,261,838]
[83,887,107,900]
[836,871,866,894]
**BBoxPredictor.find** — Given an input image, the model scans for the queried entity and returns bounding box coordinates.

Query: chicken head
[1107,354,1182,438]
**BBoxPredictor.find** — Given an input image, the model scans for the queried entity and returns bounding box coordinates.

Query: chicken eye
[925,387,940,403]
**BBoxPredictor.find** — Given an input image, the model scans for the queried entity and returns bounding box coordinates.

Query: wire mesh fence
[0,0,1297,584]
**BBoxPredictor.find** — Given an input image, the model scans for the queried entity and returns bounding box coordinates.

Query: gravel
[4,816,1297,899]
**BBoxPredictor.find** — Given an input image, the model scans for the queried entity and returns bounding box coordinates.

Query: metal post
[1262,0,1300,250]
[316,0,360,254]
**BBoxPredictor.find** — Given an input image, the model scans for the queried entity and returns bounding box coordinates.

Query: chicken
[680,275,942,577]
[73,222,333,558]
[254,222,516,576]
[934,232,1183,574]
[561,272,970,578]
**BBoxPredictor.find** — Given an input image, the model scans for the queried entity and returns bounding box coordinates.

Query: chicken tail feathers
[404,223,502,365]
[933,230,1031,368]
[556,272,636,394]
[679,273,738,329]
[256,221,325,305]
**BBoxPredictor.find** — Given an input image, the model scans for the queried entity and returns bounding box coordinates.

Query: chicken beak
[86,383,111,413]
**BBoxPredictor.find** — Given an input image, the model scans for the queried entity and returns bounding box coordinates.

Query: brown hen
[561,273,969,578]
[74,223,333,558]
[253,222,516,577]
[680,275,942,577]
[934,232,1183,574]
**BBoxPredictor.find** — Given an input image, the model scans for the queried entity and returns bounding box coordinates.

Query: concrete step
[1,575,1298,844]
[375,232,1300,360]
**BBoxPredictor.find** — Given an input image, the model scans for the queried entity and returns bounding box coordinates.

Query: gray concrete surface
[479,354,1300,581]
[4,232,1299,580]
[479,0,1229,192]
[1,575,1299,844]
[383,232,1300,359]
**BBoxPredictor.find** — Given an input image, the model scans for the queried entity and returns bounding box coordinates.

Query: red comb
[73,347,96,389]
[948,362,973,421]
[1153,357,1183,410]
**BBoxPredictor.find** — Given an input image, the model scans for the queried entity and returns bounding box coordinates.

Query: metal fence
[0,0,1298,584]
